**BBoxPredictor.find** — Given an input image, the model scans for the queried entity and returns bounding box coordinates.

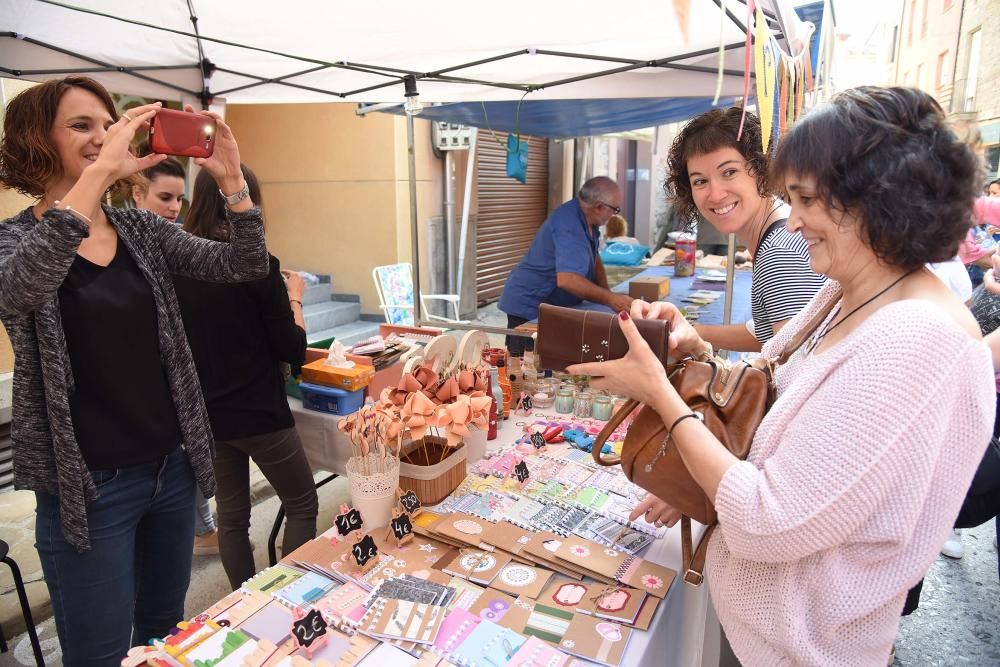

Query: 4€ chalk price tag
[514,460,530,484]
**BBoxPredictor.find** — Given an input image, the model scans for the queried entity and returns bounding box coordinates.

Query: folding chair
[372,263,466,325]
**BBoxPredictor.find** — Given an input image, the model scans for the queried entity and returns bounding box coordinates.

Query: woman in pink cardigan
[569,87,996,666]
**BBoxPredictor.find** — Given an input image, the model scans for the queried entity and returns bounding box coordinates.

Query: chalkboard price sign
[335,507,363,537]
[352,534,379,568]
[530,432,546,450]
[514,460,530,483]
[391,513,413,541]
[399,490,422,514]
[292,608,328,649]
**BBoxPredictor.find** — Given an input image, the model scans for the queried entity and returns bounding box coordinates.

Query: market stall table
[287,398,720,666]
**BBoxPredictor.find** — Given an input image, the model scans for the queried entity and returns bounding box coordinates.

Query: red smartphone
[148,109,217,158]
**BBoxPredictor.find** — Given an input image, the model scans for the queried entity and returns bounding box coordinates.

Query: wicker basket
[398,436,467,505]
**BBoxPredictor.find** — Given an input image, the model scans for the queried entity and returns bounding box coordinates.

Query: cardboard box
[628,276,670,302]
[300,358,375,391]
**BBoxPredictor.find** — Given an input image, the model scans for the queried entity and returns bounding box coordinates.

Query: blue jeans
[35,447,196,666]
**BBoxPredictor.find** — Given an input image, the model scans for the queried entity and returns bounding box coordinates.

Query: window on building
[936,51,948,88]
[965,29,982,112]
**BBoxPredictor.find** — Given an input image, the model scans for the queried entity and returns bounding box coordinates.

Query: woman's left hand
[183,104,243,191]
[567,311,673,409]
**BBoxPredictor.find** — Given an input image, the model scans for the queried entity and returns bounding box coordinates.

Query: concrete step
[302,281,332,307]
[302,301,360,334]
[307,320,382,347]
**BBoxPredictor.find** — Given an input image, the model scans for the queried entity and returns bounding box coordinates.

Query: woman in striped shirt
[666,107,826,351]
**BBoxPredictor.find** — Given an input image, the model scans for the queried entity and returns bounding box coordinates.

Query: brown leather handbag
[592,294,839,585]
[536,303,671,373]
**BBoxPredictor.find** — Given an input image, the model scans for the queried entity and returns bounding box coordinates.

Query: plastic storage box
[298,381,365,415]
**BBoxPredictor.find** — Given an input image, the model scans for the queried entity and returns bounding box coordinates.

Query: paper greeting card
[479,520,535,558]
[518,532,590,581]
[526,504,570,533]
[468,588,530,632]
[507,636,572,667]
[431,608,482,657]
[355,640,422,666]
[360,598,446,645]
[540,579,590,613]
[571,487,611,512]
[239,600,294,645]
[200,590,271,628]
[493,496,547,531]
[289,626,352,662]
[175,629,257,667]
[522,599,574,645]
[590,518,653,557]
[273,571,337,608]
[447,619,526,667]
[629,594,661,631]
[490,563,553,600]
[162,619,222,657]
[465,492,512,521]
[442,549,511,586]
[552,506,592,536]
[553,537,675,598]
[242,564,305,596]
[313,581,369,628]
[574,584,646,625]
[557,614,632,667]
[433,513,494,548]
[446,576,486,611]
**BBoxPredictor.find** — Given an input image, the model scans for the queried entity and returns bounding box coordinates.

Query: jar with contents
[555,385,576,414]
[531,377,558,409]
[574,390,594,418]
[592,392,614,421]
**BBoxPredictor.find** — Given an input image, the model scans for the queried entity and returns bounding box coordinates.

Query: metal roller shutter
[475,132,549,305]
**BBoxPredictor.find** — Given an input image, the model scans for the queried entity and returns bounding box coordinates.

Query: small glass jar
[574,390,594,418]
[531,377,557,409]
[555,385,576,414]
[592,393,614,421]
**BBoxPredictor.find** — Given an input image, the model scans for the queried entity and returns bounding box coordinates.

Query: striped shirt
[751,221,827,344]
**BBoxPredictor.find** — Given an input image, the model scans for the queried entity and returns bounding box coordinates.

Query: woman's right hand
[281,269,305,302]
[91,102,166,184]
[631,300,709,358]
[629,494,682,528]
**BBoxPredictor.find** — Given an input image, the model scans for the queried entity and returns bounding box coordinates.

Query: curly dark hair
[771,86,983,269]
[665,106,770,223]
[0,76,125,198]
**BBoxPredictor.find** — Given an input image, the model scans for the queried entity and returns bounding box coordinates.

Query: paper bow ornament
[401,391,438,441]
[434,394,491,447]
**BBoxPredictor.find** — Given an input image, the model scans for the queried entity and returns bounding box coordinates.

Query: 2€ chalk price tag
[291,608,328,649]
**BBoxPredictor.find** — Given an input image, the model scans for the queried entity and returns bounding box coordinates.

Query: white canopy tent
[1,0,824,329]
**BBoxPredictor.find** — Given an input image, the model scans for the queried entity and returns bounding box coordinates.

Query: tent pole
[456,128,478,312]
[723,233,736,326]
[407,113,422,324]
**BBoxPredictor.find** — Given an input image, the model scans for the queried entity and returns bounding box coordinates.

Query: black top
[58,242,182,468]
[172,255,306,441]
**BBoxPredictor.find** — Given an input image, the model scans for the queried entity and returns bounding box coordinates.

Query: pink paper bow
[401,391,438,441]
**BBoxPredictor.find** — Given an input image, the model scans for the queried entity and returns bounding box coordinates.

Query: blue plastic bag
[506,133,529,184]
[600,242,650,266]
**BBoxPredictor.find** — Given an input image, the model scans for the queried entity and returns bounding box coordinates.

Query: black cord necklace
[750,199,785,256]
[807,269,917,354]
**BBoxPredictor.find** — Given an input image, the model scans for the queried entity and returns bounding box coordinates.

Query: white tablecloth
[289,398,719,666]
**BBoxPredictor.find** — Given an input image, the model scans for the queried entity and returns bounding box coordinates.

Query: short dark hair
[0,76,123,198]
[772,86,982,269]
[666,106,770,224]
[142,156,186,183]
[578,176,618,204]
[183,164,262,240]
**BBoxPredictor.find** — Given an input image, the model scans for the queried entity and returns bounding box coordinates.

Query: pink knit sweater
[708,280,996,666]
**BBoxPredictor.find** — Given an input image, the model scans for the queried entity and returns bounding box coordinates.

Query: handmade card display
[478,521,535,558]
[589,518,653,556]
[518,532,591,581]
[574,584,646,625]
[432,512,493,548]
[360,598,446,645]
[557,614,632,667]
[241,638,297,667]
[493,496,547,531]
[552,506,592,537]
[468,588,531,632]
[464,492,512,521]
[522,598,574,646]
[490,563,553,600]
[553,537,675,598]
[173,628,256,667]
[442,549,512,586]
[289,536,351,579]
[242,564,305,595]
[200,590,271,628]
[273,571,337,608]
[239,600,294,645]
[539,579,589,613]
[446,576,487,611]
[507,636,572,667]
[447,619,526,667]
[161,619,222,657]
[570,486,611,512]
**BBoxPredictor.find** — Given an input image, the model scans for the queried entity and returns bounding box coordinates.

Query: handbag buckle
[683,569,704,586]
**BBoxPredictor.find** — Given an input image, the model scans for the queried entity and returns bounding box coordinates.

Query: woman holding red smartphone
[0,76,268,663]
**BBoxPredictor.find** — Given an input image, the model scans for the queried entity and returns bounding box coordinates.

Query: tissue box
[629,276,670,302]
[300,359,375,391]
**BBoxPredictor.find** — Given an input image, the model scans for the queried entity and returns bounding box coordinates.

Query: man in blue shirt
[499,176,634,355]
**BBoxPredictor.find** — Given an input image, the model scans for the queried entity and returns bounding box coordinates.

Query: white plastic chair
[372,263,466,325]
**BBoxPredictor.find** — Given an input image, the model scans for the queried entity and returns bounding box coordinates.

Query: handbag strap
[774,286,842,366]
[681,516,714,586]
[592,399,639,467]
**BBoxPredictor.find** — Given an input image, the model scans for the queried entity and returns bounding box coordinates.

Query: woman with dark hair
[569,87,995,664]
[131,156,186,223]
[0,76,268,662]
[172,165,318,590]
[666,106,826,352]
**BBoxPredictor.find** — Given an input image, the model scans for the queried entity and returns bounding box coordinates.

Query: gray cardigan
[0,205,269,551]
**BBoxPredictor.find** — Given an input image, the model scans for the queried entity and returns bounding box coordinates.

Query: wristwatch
[218,181,250,208]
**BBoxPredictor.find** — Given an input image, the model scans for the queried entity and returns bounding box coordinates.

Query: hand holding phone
[148,108,217,158]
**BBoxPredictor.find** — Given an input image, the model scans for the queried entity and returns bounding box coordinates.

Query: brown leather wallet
[536,303,670,372]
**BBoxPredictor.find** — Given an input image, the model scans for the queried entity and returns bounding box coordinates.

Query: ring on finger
[121,113,133,122]
[654,520,665,528]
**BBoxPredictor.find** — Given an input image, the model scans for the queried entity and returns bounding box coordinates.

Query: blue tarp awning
[386,97,737,139]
